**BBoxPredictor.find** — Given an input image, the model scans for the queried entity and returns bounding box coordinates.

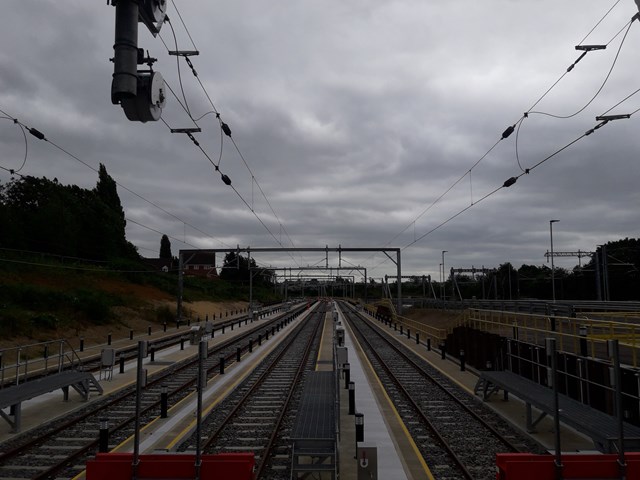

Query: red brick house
[180,251,218,279]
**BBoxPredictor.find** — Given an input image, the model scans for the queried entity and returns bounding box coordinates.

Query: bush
[30,313,60,330]
[155,305,175,324]
[73,289,113,324]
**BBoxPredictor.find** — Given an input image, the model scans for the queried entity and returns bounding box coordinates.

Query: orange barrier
[86,453,254,480]
[496,453,640,479]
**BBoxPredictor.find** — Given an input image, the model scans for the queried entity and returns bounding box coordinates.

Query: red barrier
[496,453,640,480]
[86,453,254,480]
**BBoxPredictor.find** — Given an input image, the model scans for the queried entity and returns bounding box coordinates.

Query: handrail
[465,308,640,367]
[0,339,84,388]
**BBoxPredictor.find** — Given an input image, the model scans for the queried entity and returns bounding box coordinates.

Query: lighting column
[442,250,448,302]
[550,220,559,302]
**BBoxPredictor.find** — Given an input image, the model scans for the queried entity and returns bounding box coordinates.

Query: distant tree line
[220,251,275,287]
[0,165,139,261]
[395,238,640,302]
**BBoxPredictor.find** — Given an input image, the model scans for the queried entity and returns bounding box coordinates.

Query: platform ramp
[476,370,640,453]
[0,370,102,432]
[291,371,337,479]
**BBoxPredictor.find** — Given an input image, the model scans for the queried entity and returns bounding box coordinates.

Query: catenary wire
[155,12,304,266]
[0,106,234,252]
[0,114,27,173]
[375,8,635,270]
[577,0,622,45]
[528,19,633,120]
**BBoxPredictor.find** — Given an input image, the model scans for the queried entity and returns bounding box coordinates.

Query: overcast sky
[1,1,639,282]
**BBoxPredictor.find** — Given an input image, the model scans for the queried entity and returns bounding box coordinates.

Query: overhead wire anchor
[595,114,631,121]
[168,50,200,57]
[170,128,202,133]
[575,45,607,51]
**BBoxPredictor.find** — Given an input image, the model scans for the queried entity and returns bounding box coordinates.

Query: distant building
[144,257,174,273]
[180,250,218,279]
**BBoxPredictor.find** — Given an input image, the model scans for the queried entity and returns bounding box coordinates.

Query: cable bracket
[170,128,202,133]
[575,45,606,51]
[168,51,200,57]
[595,114,631,121]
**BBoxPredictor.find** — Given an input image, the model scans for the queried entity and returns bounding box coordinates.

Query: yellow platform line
[71,328,290,479]
[343,317,435,480]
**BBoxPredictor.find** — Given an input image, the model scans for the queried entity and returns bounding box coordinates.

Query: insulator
[28,128,45,140]
[501,125,515,139]
[503,176,517,188]
[221,174,232,185]
[221,122,231,137]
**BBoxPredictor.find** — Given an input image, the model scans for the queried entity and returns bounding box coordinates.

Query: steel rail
[0,305,307,480]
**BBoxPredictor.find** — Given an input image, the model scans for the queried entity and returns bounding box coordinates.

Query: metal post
[177,252,184,323]
[348,381,355,415]
[111,0,139,103]
[550,219,559,302]
[546,338,563,480]
[219,356,225,375]
[195,340,207,480]
[355,413,364,458]
[608,339,627,478]
[442,250,448,302]
[160,384,168,418]
[119,355,125,374]
[579,325,588,357]
[344,362,351,389]
[99,418,109,453]
[133,341,147,479]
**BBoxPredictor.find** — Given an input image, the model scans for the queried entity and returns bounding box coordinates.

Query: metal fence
[0,339,83,388]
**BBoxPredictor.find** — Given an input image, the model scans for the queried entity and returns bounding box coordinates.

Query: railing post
[59,340,65,372]
[43,344,49,371]
[15,347,21,386]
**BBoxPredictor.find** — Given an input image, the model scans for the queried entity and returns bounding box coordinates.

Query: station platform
[336,305,432,480]
[0,308,301,447]
[2,301,615,479]
[358,310,597,453]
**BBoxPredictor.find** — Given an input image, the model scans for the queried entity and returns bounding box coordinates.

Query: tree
[219,251,274,286]
[160,234,172,259]
[1,171,139,261]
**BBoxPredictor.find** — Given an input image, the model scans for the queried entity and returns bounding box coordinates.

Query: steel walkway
[475,370,640,453]
[0,370,102,432]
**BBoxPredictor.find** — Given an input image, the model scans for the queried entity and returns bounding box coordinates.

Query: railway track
[340,302,544,480]
[177,302,328,480]
[0,305,308,480]
[0,306,283,390]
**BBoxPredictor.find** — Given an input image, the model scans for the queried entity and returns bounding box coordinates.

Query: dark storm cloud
[1,0,639,279]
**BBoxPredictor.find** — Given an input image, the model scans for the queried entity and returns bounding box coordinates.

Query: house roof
[182,251,216,266]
